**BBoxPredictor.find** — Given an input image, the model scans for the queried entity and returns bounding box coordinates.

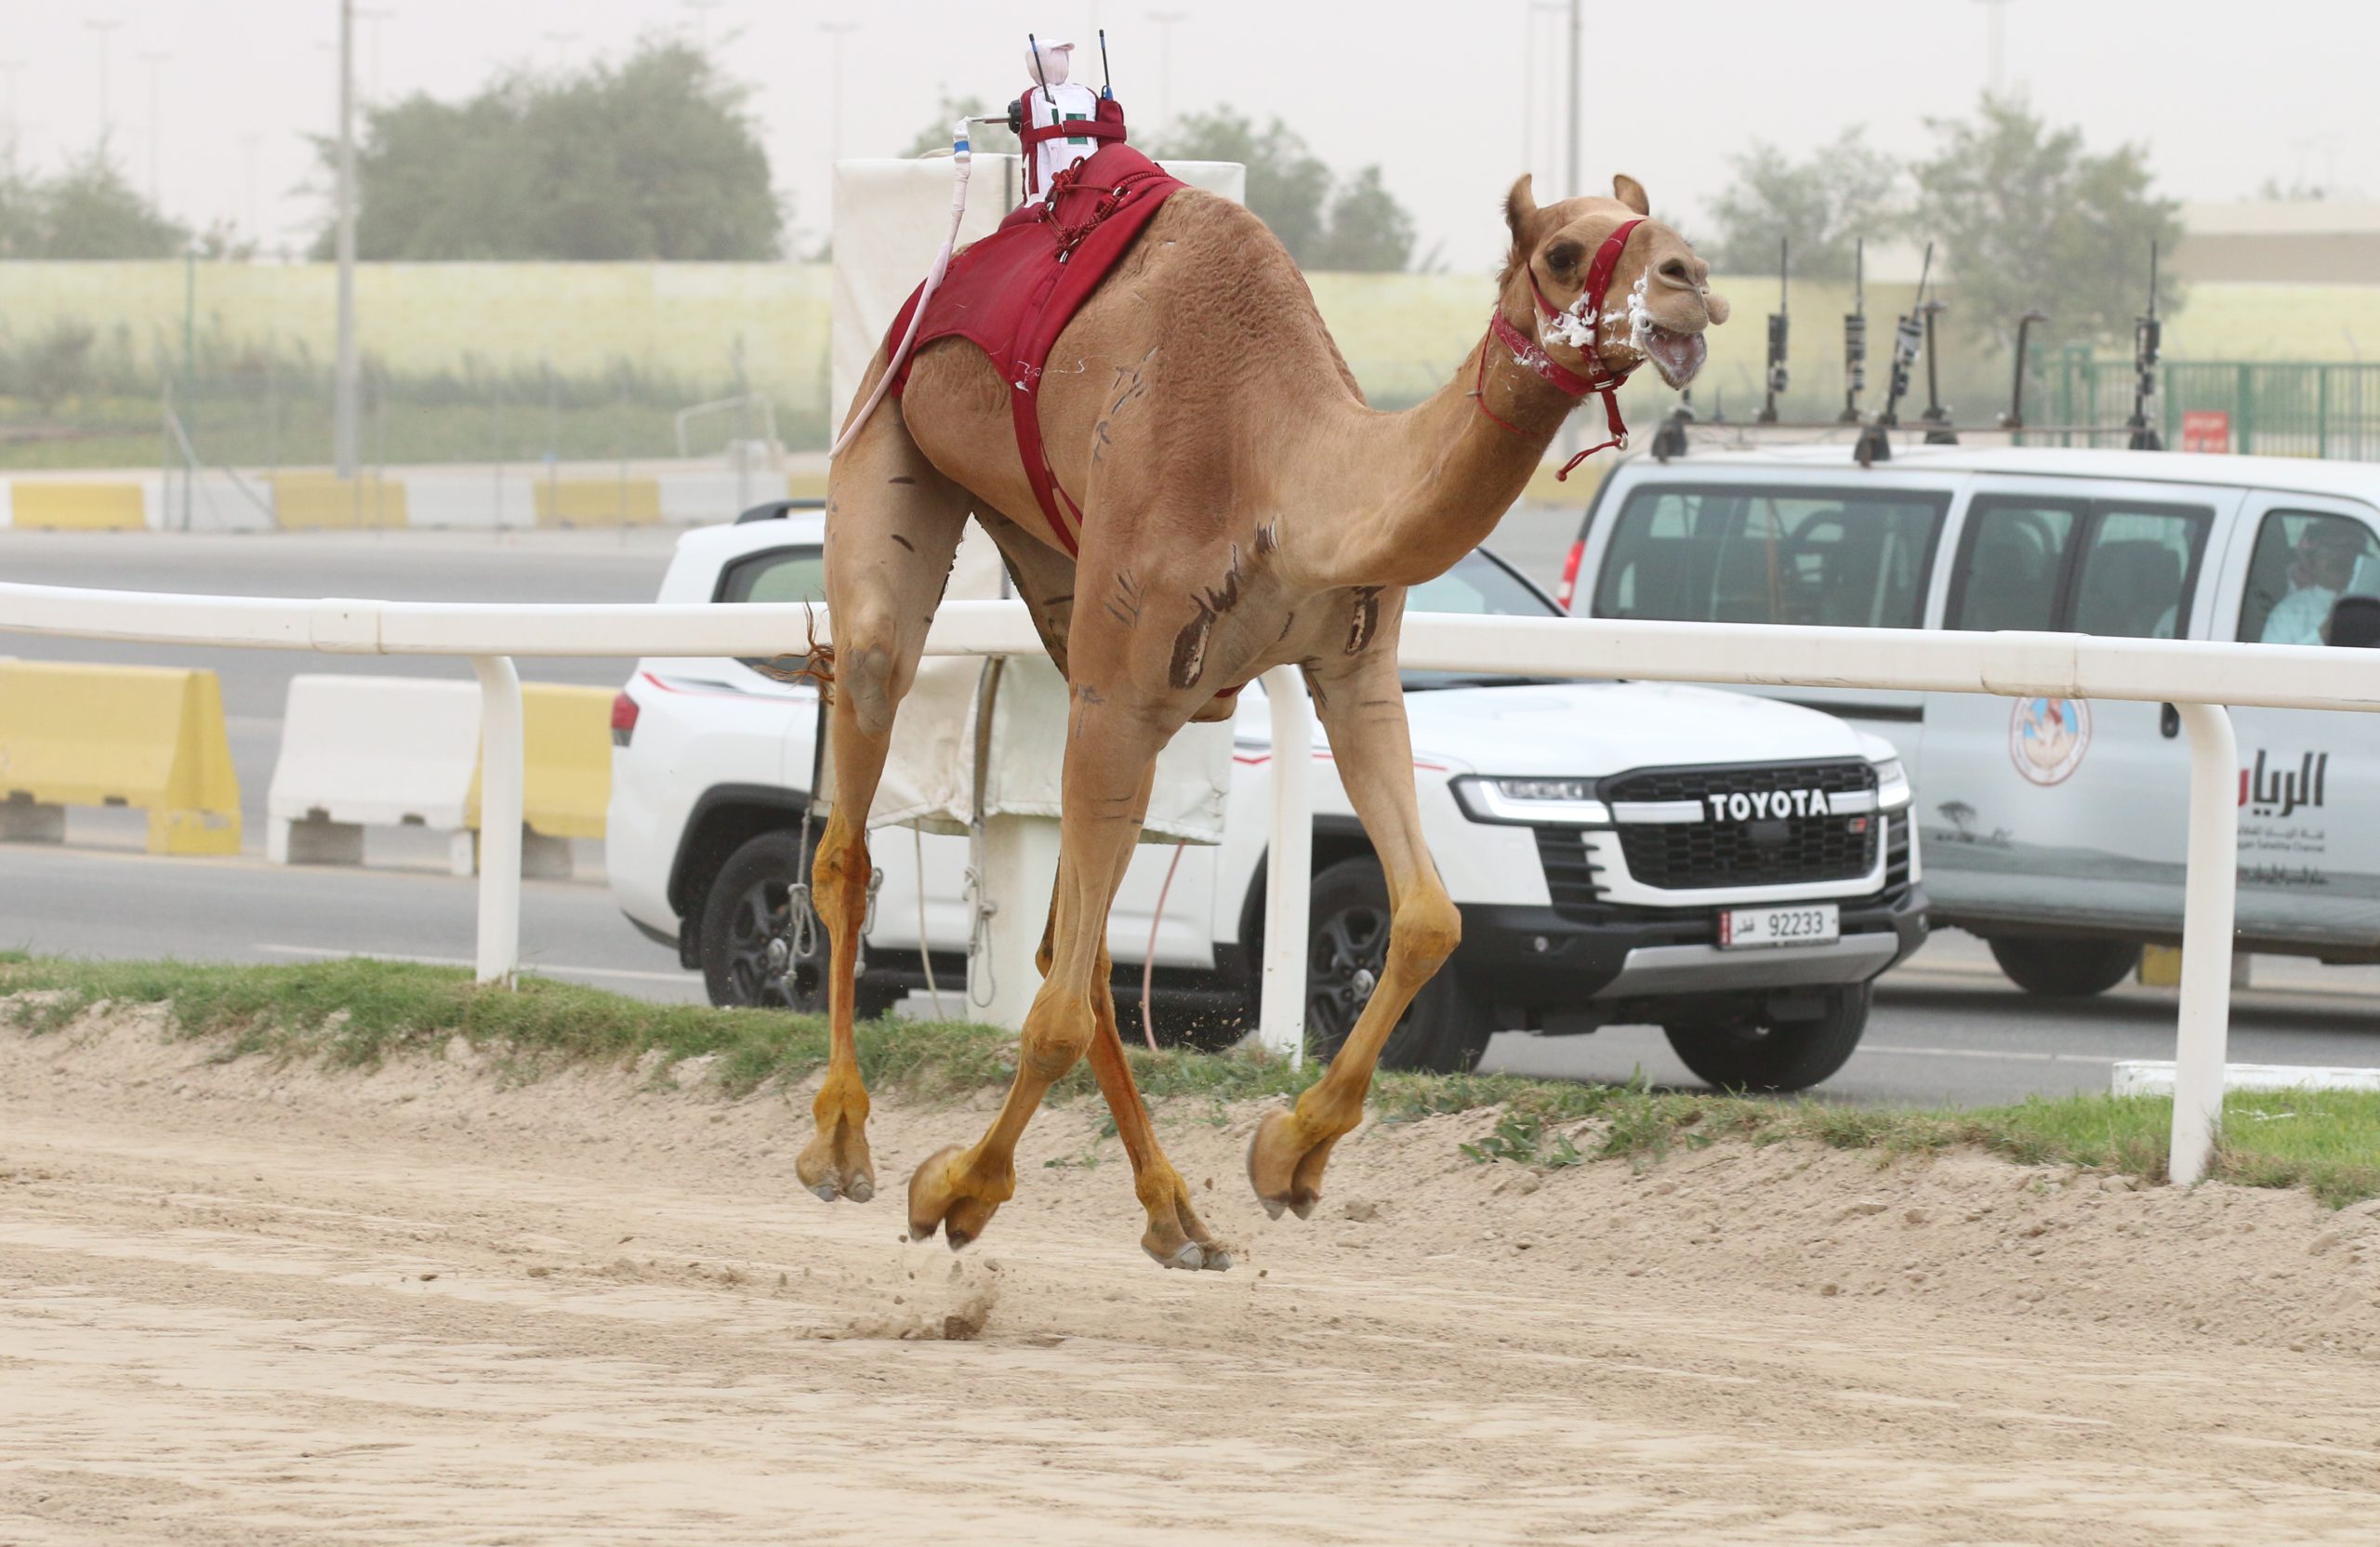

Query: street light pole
[333,0,359,479]
[1974,0,2011,99]
[0,60,24,175]
[138,51,168,212]
[818,22,857,165]
[1147,12,1186,135]
[86,20,122,153]
[1566,0,1580,200]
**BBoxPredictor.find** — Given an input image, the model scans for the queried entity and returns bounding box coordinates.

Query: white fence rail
[7,581,2378,1187]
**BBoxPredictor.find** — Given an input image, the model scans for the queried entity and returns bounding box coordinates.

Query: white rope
[914,824,946,1020]
[1140,841,1186,1052]
[829,122,975,460]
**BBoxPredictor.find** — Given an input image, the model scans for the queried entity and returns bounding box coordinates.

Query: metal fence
[2046,352,2380,460]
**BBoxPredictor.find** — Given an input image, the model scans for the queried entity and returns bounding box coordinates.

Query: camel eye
[1659,258,1690,282]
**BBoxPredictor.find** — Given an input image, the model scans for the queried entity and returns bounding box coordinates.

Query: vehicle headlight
[1451,775,1613,826]
[1871,758,1911,810]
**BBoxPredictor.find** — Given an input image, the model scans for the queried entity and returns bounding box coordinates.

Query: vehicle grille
[1605,760,1879,891]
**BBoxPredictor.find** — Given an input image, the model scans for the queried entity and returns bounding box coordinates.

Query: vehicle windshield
[1593,484,1949,629]
[1404,548,1569,691]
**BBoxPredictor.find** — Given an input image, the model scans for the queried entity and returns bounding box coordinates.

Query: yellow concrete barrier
[532,477,661,528]
[0,661,242,854]
[10,482,146,531]
[1524,456,1608,509]
[468,681,613,840]
[271,472,408,530]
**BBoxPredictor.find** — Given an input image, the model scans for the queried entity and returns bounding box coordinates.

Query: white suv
[607,503,1926,1091]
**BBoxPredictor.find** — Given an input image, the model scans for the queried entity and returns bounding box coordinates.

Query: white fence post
[2170,701,2241,1186]
[1259,665,1314,1067]
[470,654,523,987]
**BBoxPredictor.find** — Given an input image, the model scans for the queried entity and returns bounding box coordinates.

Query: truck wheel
[699,830,900,1019]
[1304,856,1493,1074]
[1987,937,2140,998]
[1664,985,1871,1093]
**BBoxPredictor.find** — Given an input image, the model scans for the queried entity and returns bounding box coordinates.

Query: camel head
[1501,173,1728,390]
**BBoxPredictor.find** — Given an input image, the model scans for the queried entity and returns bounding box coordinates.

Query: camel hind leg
[1032,796,1232,1270]
[797,393,970,1204]
[905,691,1181,1254]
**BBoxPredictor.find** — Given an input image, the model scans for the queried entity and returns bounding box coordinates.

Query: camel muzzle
[1642,326,1708,390]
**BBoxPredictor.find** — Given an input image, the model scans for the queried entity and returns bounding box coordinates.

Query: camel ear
[1612,173,1650,216]
[1504,175,1540,244]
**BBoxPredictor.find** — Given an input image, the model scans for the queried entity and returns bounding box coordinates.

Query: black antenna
[1098,28,1113,97]
[2002,309,2047,431]
[2126,241,2163,450]
[1026,33,1055,105]
[1840,236,1867,423]
[1856,239,1930,467]
[1759,235,1789,424]
[1920,297,1956,443]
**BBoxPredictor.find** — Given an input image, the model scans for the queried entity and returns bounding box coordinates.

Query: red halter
[1475,216,1644,479]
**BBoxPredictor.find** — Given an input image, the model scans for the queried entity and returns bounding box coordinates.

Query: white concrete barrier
[400,473,536,530]
[2112,1061,2380,1096]
[267,675,483,871]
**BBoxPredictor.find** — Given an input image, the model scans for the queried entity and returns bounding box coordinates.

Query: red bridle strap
[1474,217,1645,479]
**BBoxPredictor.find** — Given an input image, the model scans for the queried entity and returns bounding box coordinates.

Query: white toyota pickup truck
[606,503,1926,1090]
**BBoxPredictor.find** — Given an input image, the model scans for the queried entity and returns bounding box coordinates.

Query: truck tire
[1664,985,1870,1093]
[1987,936,2140,998]
[699,830,901,1019]
[1304,856,1493,1074]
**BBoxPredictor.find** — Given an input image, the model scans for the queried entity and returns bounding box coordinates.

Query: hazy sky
[5,0,2373,271]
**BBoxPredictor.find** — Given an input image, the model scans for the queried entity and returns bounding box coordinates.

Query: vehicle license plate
[1719,903,1840,949]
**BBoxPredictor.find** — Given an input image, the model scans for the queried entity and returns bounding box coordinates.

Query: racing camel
[803,165,1726,1268]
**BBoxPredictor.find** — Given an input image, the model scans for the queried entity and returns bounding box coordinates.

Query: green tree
[320,40,782,260]
[0,152,187,258]
[901,95,1019,158]
[1308,165,1416,273]
[1155,108,1332,263]
[1707,129,1903,281]
[1914,98,2182,350]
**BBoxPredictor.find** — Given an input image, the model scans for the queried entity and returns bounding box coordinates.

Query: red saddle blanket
[884,144,1187,555]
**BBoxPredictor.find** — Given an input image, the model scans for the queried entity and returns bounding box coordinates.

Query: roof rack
[734,498,828,524]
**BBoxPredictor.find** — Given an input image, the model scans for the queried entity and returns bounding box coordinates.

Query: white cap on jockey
[1028,38,1075,86]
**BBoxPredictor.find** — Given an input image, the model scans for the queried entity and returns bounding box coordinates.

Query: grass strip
[3,954,2373,1207]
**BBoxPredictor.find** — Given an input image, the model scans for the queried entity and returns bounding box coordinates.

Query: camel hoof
[1162,1241,1205,1271]
[809,1182,840,1204]
[1201,1249,1234,1272]
[906,1144,1005,1250]
[1248,1107,1330,1222]
[844,1176,874,1204]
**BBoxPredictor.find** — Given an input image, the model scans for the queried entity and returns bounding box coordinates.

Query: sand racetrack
[4,1005,2379,1545]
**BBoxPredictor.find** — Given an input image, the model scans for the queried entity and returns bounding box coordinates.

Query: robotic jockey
[1014,37,1125,204]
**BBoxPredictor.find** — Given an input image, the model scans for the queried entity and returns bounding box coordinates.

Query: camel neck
[1285,293,1580,590]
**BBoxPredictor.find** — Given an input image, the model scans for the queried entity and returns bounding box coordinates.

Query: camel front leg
[1249,646,1461,1219]
[796,387,969,1204]
[906,698,1173,1254]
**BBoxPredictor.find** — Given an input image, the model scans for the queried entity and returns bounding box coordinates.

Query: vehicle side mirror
[2325,595,2380,648]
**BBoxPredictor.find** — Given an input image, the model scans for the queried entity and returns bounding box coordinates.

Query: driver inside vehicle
[2262,523,2370,645]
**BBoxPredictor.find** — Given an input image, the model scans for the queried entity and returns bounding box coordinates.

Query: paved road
[8,836,2378,1108]
[7,524,2378,1108]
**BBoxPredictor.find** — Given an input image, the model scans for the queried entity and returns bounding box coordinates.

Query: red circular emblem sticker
[2009,696,2091,786]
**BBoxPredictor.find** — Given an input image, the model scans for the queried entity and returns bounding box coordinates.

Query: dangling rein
[1473,216,1644,481]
